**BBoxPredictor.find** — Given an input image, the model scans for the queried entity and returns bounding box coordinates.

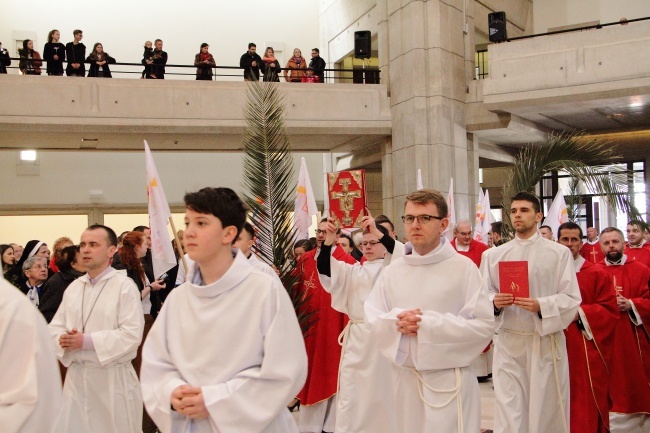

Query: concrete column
[386,0,474,215]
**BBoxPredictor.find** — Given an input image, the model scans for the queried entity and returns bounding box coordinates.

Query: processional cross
[331,178,361,226]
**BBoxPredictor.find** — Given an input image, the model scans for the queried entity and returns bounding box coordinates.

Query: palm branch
[240,80,314,335]
[503,131,641,228]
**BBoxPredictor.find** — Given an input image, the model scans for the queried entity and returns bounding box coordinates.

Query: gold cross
[330,178,361,226]
[589,248,599,263]
[613,275,623,295]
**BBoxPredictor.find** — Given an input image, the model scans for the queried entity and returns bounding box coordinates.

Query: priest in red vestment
[558,223,618,433]
[598,227,650,432]
[451,220,489,267]
[624,220,650,268]
[580,226,605,264]
[295,218,356,433]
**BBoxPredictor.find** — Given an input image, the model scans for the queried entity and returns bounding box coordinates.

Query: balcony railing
[2,59,381,84]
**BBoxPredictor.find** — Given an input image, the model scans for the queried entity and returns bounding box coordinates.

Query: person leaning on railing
[19,39,42,75]
[194,43,216,81]
[261,46,281,82]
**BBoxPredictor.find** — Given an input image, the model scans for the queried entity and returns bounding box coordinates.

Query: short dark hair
[73,29,82,36]
[154,39,162,44]
[56,245,80,273]
[133,225,149,233]
[628,219,647,230]
[248,42,256,49]
[319,217,341,234]
[557,221,582,239]
[87,224,118,247]
[510,191,541,214]
[184,187,246,240]
[242,222,255,239]
[405,189,448,218]
[312,48,320,54]
[375,215,394,232]
[491,221,503,236]
[540,225,552,231]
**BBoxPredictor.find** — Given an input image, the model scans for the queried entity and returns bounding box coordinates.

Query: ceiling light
[20,150,37,161]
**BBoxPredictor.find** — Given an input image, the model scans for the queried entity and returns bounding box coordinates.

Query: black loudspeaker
[488,11,507,43]
[354,31,371,59]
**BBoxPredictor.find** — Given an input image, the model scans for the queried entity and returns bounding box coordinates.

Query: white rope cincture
[336,319,364,395]
[410,367,464,433]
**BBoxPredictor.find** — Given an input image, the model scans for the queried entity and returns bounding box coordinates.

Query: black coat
[43,42,66,75]
[240,51,263,80]
[86,54,116,78]
[261,59,281,82]
[66,42,86,75]
[38,269,83,323]
[0,48,11,74]
[149,50,167,79]
[309,56,326,83]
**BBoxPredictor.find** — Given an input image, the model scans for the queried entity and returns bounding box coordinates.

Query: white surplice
[317,244,403,433]
[480,233,581,433]
[0,276,62,433]
[48,268,145,433]
[141,250,307,433]
[248,253,282,285]
[365,238,495,433]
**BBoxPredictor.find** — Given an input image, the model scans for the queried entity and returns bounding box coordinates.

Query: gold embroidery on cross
[589,248,599,263]
[331,178,361,226]
[613,275,623,294]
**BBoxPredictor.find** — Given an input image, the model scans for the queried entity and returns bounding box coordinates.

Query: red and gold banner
[327,170,367,228]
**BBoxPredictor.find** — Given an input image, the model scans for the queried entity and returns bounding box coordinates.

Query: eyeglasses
[360,241,381,247]
[402,215,444,225]
[316,229,327,235]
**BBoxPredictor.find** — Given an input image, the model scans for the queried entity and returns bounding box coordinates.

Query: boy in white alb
[141,187,307,433]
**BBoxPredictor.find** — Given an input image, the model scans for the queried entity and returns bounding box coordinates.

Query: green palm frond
[504,131,641,227]
[240,80,313,334]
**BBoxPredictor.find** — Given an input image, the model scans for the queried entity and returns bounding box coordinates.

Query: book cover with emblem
[498,261,530,298]
[327,170,367,228]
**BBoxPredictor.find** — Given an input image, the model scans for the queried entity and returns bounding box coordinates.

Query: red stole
[580,242,605,264]
[296,246,356,405]
[565,260,618,433]
[598,259,650,414]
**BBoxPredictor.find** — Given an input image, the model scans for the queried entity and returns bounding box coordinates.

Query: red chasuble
[580,242,605,264]
[296,246,357,405]
[450,238,489,268]
[565,260,619,433]
[598,259,650,415]
[624,243,650,268]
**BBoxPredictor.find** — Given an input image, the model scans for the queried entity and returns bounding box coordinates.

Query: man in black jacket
[148,39,167,79]
[0,42,10,74]
[240,42,263,81]
[65,29,86,76]
[309,47,326,83]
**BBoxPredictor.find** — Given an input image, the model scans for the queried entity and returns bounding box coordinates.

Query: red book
[498,261,530,298]
[327,170,367,228]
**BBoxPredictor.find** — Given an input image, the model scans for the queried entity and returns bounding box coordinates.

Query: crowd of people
[2,187,650,433]
[0,30,328,82]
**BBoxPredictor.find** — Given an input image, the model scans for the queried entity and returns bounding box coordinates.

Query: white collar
[605,254,628,266]
[573,255,585,273]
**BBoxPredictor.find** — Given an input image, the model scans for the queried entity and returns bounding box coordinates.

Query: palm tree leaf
[503,131,640,229]
[241,80,314,334]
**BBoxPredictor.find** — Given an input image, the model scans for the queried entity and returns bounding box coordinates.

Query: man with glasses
[309,48,326,84]
[365,189,494,433]
[452,220,489,267]
[481,191,580,433]
[295,218,356,433]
